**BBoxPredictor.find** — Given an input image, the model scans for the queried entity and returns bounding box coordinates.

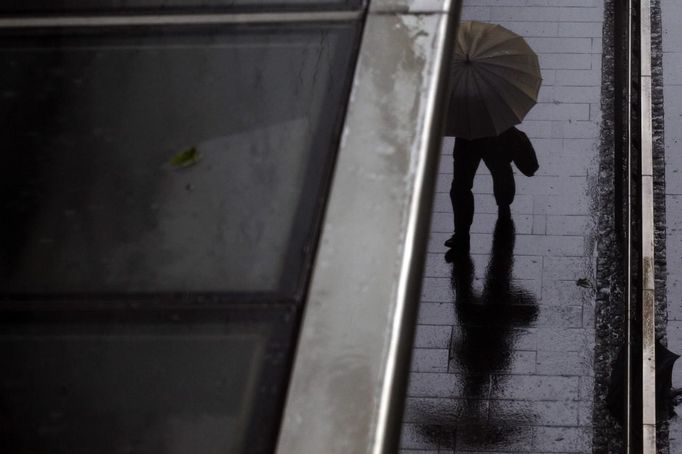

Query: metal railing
[275,2,461,453]
[619,0,656,451]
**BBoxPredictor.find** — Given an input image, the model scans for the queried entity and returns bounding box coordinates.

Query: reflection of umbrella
[607,339,681,423]
[445,21,542,140]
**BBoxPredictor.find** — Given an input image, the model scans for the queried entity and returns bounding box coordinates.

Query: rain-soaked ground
[398,0,682,451]
[400,1,606,451]
[400,139,598,452]
[662,0,682,449]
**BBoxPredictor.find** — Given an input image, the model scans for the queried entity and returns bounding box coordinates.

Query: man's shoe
[444,233,470,252]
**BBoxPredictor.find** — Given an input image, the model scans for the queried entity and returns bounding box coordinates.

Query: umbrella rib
[472,64,534,124]
[461,67,498,138]
[472,36,533,59]
[475,60,542,81]
[466,25,522,58]
[468,66,520,135]
[448,66,475,138]
[474,63,541,101]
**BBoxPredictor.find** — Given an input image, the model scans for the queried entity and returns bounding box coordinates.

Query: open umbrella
[445,21,542,140]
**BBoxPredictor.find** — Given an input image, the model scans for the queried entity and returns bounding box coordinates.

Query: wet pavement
[662,0,682,449]
[400,1,604,451]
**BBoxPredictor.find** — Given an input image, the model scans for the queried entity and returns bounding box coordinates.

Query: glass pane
[0,23,359,295]
[0,0,363,14]
[0,306,296,454]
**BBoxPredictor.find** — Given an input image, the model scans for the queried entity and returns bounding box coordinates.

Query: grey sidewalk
[662,0,682,450]
[400,0,604,452]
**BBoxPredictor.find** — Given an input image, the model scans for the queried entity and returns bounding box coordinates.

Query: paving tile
[400,423,440,450]
[422,253,451,278]
[414,326,453,353]
[431,189,450,208]
[455,423,533,452]
[526,103,590,121]
[532,214,547,234]
[558,21,603,37]
[540,54,593,70]
[538,153,592,176]
[516,175,561,195]
[411,349,450,373]
[535,328,589,352]
[531,194,591,216]
[490,6,563,21]
[535,350,589,376]
[579,376,594,401]
[532,426,591,452]
[417,302,456,325]
[515,234,584,256]
[546,215,592,235]
[551,120,600,140]
[402,397,464,424]
[668,321,682,352]
[513,328,539,351]
[510,256,544,280]
[663,51,682,85]
[472,194,535,214]
[498,20,559,37]
[542,256,591,280]
[534,305,583,328]
[489,399,579,426]
[449,350,537,375]
[541,280,592,306]
[490,374,579,400]
[399,450,441,454]
[578,399,593,426]
[526,37,592,54]
[520,120,554,138]
[429,212,534,235]
[421,277,455,303]
[407,372,487,399]
[460,7,492,21]
[559,6,603,22]
[430,212,454,234]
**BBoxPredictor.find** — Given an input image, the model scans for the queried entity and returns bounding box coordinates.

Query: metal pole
[626,0,633,450]
[639,0,657,449]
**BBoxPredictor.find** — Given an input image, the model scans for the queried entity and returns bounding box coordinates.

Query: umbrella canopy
[446,21,542,140]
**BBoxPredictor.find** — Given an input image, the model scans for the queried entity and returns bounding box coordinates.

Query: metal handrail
[275,2,461,453]
[624,0,656,451]
[638,0,657,450]
[0,11,364,27]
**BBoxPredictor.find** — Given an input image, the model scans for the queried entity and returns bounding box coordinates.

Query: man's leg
[482,151,515,218]
[447,142,480,248]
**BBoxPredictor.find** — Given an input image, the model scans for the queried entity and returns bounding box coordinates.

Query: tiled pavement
[662,0,682,450]
[400,1,604,452]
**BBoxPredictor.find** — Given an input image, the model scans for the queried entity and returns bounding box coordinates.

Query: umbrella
[607,339,681,423]
[445,21,542,140]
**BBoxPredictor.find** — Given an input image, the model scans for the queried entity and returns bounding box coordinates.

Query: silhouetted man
[445,126,537,251]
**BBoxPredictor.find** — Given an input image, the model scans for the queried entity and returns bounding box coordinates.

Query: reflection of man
[445,126,536,251]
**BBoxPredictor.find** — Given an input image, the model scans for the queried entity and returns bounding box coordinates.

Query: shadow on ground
[415,217,539,450]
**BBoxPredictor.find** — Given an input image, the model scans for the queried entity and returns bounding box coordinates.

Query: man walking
[445,126,537,252]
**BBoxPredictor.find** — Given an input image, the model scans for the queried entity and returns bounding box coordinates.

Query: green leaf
[170,146,201,168]
[576,278,592,289]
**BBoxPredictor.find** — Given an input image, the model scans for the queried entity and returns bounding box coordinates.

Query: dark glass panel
[0,0,363,14]
[0,22,358,295]
[0,305,297,454]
